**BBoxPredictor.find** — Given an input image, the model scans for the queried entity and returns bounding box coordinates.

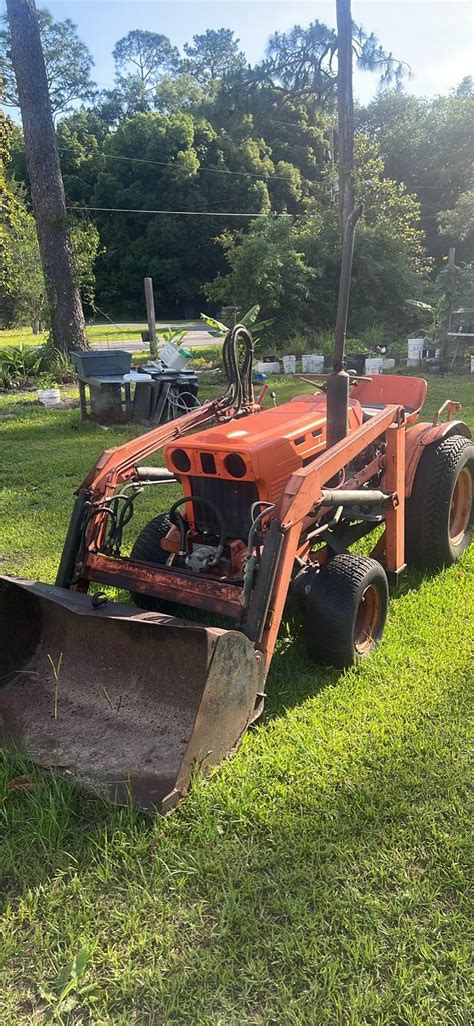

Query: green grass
[0,325,143,347]
[0,374,473,1025]
[0,322,210,349]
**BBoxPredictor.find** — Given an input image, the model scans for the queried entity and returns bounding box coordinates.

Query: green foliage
[38,943,95,1022]
[0,344,45,388]
[0,109,17,300]
[4,11,472,345]
[260,18,408,102]
[182,28,246,86]
[156,326,187,347]
[205,217,317,341]
[200,304,273,353]
[44,346,76,384]
[206,190,424,344]
[357,88,474,264]
[112,29,180,114]
[1,189,47,332]
[2,181,100,330]
[0,7,96,115]
[437,189,474,242]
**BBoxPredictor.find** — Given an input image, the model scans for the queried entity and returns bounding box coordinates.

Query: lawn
[0,322,201,348]
[0,373,473,1025]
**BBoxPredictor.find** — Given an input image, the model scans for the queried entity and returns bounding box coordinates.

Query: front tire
[405,435,473,569]
[303,554,389,668]
[129,513,175,612]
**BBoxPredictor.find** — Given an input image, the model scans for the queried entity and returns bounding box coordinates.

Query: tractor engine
[162,393,363,573]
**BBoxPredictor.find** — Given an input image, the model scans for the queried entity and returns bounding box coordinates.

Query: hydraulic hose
[168,494,227,565]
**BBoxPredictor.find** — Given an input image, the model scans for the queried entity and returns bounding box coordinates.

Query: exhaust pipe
[327,203,364,451]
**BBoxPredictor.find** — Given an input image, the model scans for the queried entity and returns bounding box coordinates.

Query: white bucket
[255,361,281,374]
[160,342,190,371]
[407,338,425,366]
[302,354,324,374]
[282,355,296,374]
[37,388,61,407]
[365,358,384,376]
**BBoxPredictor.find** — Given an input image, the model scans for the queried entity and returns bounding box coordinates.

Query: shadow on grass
[0,558,464,913]
[0,661,471,1025]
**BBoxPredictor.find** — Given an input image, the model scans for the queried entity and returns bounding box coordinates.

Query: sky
[1,0,473,104]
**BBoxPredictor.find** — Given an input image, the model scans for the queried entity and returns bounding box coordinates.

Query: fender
[405,418,471,497]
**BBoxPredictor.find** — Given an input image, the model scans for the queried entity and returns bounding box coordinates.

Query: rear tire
[130,513,175,612]
[405,435,473,569]
[303,554,388,668]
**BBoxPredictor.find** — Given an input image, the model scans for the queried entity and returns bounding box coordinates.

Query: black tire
[303,554,389,668]
[405,434,473,569]
[130,513,175,611]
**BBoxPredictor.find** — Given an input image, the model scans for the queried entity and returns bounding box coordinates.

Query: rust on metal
[81,554,243,618]
[0,576,262,810]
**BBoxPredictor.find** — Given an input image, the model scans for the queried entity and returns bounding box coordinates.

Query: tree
[3,185,100,331]
[90,110,279,316]
[0,107,19,306]
[0,6,96,115]
[357,87,474,264]
[154,73,205,116]
[6,0,87,351]
[437,190,474,243]
[205,139,426,344]
[257,9,408,232]
[2,193,46,331]
[112,29,179,113]
[260,17,408,102]
[182,29,246,86]
[56,110,110,204]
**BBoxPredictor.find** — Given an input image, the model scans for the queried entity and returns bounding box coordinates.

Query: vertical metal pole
[326,203,363,462]
[384,422,406,579]
[144,277,157,357]
[333,203,364,373]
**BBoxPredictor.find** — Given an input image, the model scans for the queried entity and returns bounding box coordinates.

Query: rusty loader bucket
[0,576,262,811]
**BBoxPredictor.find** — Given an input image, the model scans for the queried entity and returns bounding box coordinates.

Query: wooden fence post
[144,277,157,357]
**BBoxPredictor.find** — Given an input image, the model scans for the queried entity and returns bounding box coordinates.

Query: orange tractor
[1,206,472,811]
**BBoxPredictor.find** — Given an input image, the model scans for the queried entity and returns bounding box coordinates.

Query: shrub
[0,344,46,389]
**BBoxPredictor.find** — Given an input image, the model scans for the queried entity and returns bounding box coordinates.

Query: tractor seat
[350,375,427,426]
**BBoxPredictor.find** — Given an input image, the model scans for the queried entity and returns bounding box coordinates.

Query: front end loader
[1,206,472,811]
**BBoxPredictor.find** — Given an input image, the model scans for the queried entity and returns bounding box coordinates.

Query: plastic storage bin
[37,388,61,407]
[407,338,425,367]
[364,358,384,375]
[282,355,297,374]
[160,342,191,371]
[302,354,324,374]
[255,361,281,374]
[71,350,131,377]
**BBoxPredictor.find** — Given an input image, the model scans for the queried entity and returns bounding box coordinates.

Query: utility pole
[440,247,456,370]
[144,277,158,357]
[336,0,355,232]
[6,0,87,352]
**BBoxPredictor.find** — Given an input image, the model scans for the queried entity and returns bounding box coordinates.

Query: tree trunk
[6,0,87,352]
[336,0,354,232]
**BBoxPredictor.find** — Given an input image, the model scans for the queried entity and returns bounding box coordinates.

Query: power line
[58,145,324,185]
[68,204,294,218]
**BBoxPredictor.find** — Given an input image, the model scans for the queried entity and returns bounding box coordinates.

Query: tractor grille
[189,476,259,539]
